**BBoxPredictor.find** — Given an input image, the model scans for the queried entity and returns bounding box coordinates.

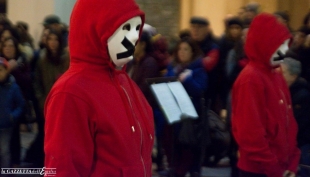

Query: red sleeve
[232,81,285,177]
[202,49,219,72]
[44,92,96,177]
[280,75,301,173]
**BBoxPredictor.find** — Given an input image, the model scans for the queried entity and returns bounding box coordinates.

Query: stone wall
[135,0,180,37]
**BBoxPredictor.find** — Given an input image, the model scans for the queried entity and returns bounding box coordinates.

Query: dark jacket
[289,78,310,147]
[127,55,160,108]
[0,75,25,129]
[199,36,219,72]
[33,49,69,111]
[286,47,310,83]
[166,58,208,114]
[5,55,32,99]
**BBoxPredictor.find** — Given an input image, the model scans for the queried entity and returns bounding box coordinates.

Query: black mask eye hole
[136,25,141,31]
[122,24,131,31]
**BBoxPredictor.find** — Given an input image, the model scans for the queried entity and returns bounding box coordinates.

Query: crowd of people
[0,1,309,177]
[127,3,310,177]
[0,14,69,170]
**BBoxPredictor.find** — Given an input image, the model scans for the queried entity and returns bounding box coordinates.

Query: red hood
[69,0,145,68]
[245,13,291,69]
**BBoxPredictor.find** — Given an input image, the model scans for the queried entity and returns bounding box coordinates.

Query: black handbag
[204,110,231,166]
[178,117,200,146]
[178,98,210,148]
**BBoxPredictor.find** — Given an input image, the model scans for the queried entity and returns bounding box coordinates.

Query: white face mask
[270,39,290,66]
[108,16,142,67]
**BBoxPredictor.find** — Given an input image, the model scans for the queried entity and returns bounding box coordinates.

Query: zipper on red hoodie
[120,85,147,177]
[280,89,289,163]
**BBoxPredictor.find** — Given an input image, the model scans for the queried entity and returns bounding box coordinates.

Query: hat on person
[190,17,209,26]
[245,2,260,13]
[274,11,290,22]
[0,57,8,69]
[16,21,29,31]
[143,23,157,36]
[43,15,60,26]
[227,18,243,28]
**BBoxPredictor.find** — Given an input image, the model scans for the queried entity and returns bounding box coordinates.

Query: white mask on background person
[270,39,290,66]
[108,16,142,67]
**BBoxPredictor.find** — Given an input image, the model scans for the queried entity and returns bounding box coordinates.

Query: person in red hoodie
[44,0,154,176]
[232,13,300,177]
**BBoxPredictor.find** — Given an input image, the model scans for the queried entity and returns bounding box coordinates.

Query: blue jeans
[0,128,12,168]
[299,144,310,177]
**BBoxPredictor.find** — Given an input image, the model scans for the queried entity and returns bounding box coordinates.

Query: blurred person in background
[189,16,219,113]
[38,28,50,50]
[225,27,249,97]
[0,27,33,64]
[32,28,51,79]
[16,21,34,49]
[189,17,219,73]
[237,6,247,22]
[303,11,310,29]
[286,26,310,82]
[287,26,310,59]
[274,11,292,32]
[281,58,310,177]
[1,37,32,105]
[224,26,249,177]
[0,17,12,33]
[164,37,207,177]
[0,57,24,172]
[0,27,19,42]
[244,2,260,24]
[30,29,69,167]
[301,34,310,83]
[232,13,300,177]
[218,17,243,117]
[1,36,32,167]
[33,29,69,112]
[42,15,68,47]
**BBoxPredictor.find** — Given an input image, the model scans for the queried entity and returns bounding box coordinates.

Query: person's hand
[178,69,192,82]
[283,170,295,177]
[7,59,18,72]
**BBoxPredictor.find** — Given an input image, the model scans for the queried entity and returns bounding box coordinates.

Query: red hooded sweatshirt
[44,0,154,176]
[232,13,300,177]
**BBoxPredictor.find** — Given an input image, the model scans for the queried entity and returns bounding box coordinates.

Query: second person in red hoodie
[232,13,300,177]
